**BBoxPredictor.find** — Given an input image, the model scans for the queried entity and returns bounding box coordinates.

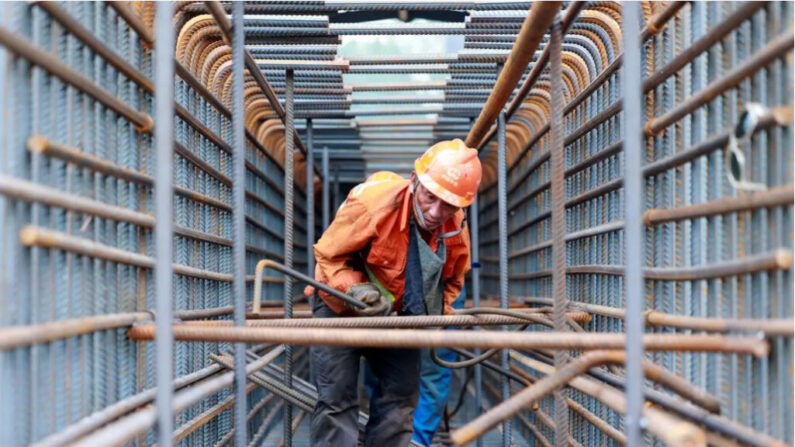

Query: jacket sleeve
[313,198,376,303]
[442,223,471,315]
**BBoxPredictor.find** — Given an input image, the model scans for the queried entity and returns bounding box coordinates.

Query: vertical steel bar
[497,108,511,446]
[322,146,330,229]
[548,14,569,447]
[471,176,483,447]
[231,3,248,447]
[333,165,340,211]
[283,68,296,447]
[306,118,315,277]
[333,165,342,216]
[622,2,646,445]
[154,3,175,447]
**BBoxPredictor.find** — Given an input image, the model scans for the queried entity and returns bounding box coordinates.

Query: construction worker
[305,139,481,447]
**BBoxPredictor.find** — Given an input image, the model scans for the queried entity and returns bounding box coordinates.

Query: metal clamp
[726,102,768,192]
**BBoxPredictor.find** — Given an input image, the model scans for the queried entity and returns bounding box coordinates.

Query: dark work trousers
[309,297,421,447]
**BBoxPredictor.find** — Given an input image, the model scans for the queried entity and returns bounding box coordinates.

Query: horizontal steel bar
[183,311,592,328]
[644,185,794,225]
[127,325,769,357]
[186,2,533,13]
[104,2,318,187]
[523,297,794,336]
[508,249,792,281]
[70,346,285,447]
[20,225,233,281]
[30,362,226,447]
[452,350,708,446]
[0,26,152,131]
[646,31,794,135]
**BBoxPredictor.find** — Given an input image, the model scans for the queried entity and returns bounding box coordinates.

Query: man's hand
[346,283,391,316]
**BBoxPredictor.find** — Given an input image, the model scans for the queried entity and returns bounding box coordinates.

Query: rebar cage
[0,2,792,447]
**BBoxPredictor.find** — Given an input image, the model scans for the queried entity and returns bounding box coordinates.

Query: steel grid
[0,2,792,447]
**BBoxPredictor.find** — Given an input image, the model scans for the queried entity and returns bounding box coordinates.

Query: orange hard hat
[365,171,403,182]
[414,139,482,207]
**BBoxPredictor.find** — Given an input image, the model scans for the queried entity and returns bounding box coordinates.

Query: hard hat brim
[416,171,473,208]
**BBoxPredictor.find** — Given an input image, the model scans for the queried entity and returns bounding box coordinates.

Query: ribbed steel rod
[481,105,792,224]
[126,326,769,357]
[644,184,794,225]
[186,2,534,13]
[70,347,285,447]
[454,350,716,446]
[282,67,296,447]
[30,362,225,447]
[19,226,234,282]
[516,351,792,447]
[507,248,792,281]
[622,2,645,445]
[253,259,366,310]
[0,26,152,131]
[154,4,176,446]
[523,297,794,336]
[205,1,319,175]
[479,0,738,196]
[645,31,794,135]
[230,3,247,447]
[548,13,569,447]
[183,312,592,328]
[472,1,584,151]
[465,1,561,147]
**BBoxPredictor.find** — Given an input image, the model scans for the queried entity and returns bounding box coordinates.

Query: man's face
[413,177,460,231]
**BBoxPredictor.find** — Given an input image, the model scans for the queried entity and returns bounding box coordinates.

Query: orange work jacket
[305,176,471,316]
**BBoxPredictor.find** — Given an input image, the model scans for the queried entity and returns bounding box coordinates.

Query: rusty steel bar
[27,135,233,211]
[205,1,316,169]
[644,184,794,226]
[157,384,258,447]
[496,346,720,420]
[127,325,769,357]
[0,26,152,131]
[451,351,707,446]
[645,31,794,136]
[510,248,792,281]
[508,352,708,447]
[517,351,792,447]
[255,59,350,71]
[104,3,316,186]
[0,305,317,351]
[19,226,234,282]
[464,1,562,147]
[470,1,585,151]
[480,0,766,198]
[70,346,285,447]
[565,397,626,445]
[642,2,768,91]
[252,259,365,310]
[523,297,794,336]
[0,173,154,228]
[183,311,591,329]
[483,104,792,236]
[30,362,226,447]
[247,310,314,320]
[0,312,149,351]
[210,353,315,412]
[480,0,688,195]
